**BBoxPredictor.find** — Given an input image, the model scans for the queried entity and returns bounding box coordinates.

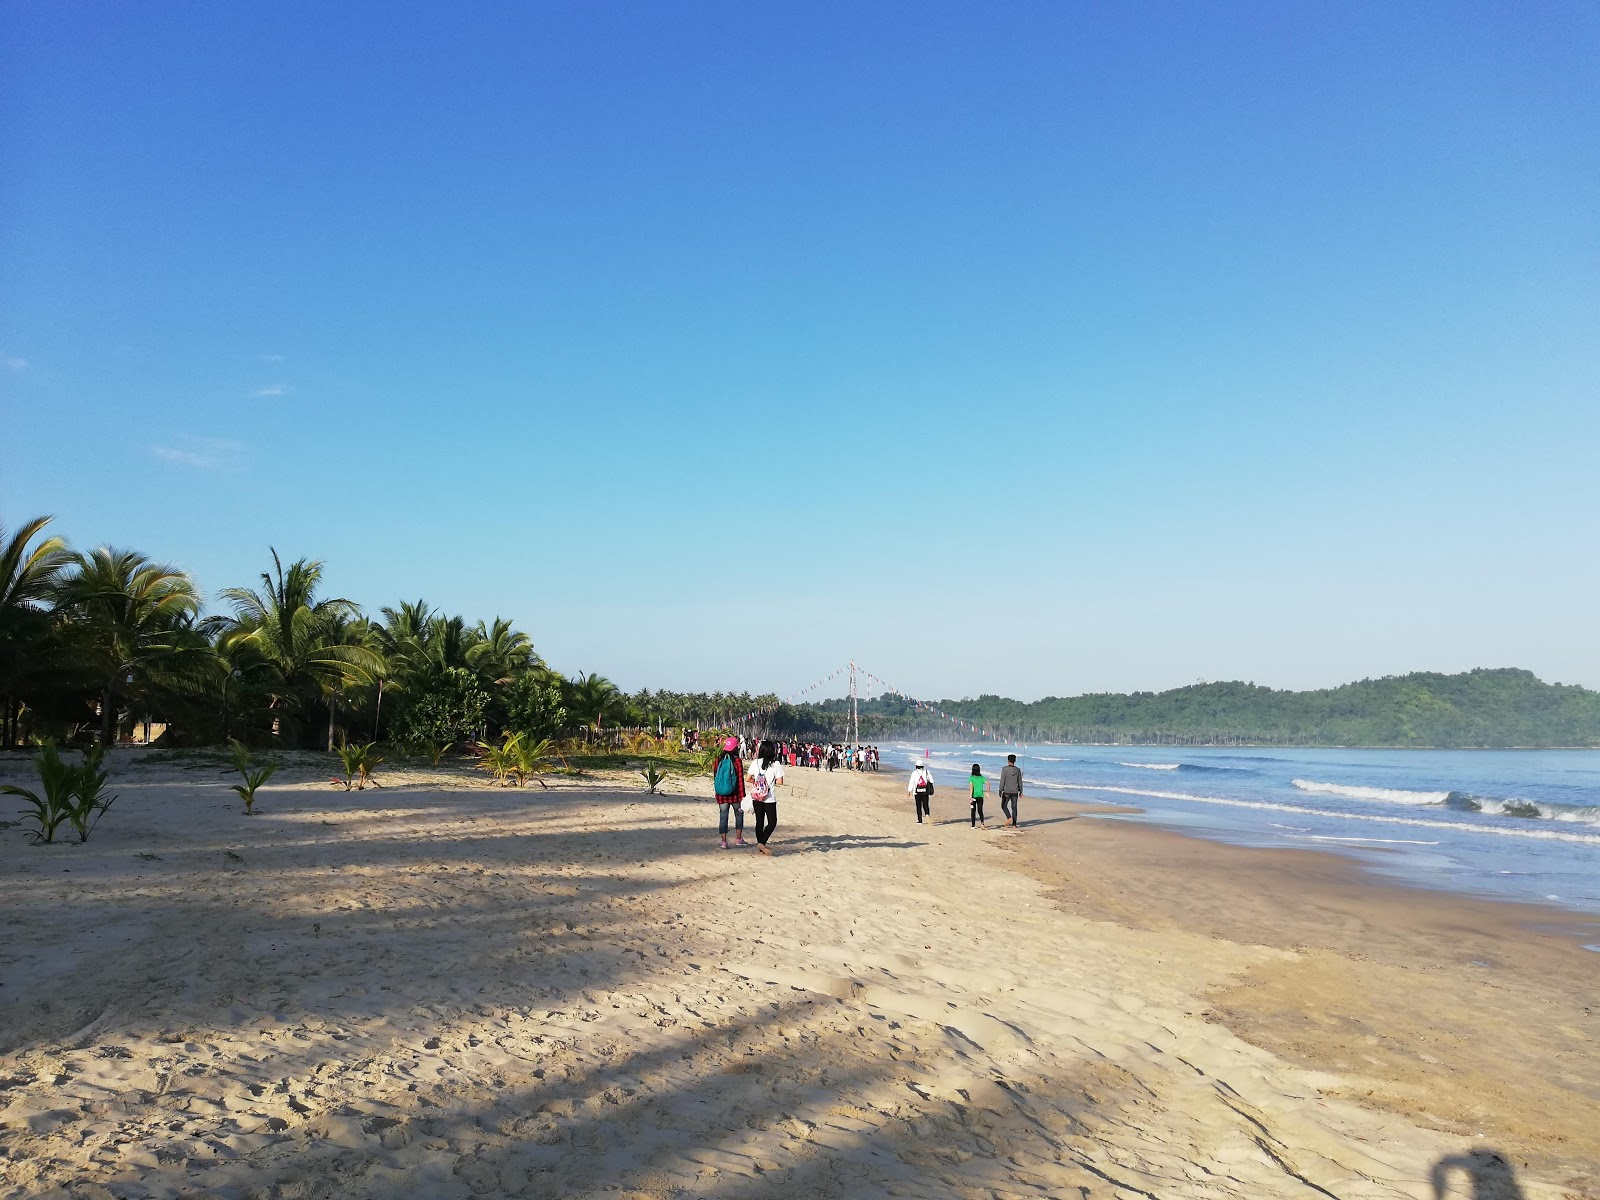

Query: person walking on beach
[969,763,987,827]
[750,741,780,855]
[998,753,1023,827]
[908,759,935,823]
[712,735,747,849]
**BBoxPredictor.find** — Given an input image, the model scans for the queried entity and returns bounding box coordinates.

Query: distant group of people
[907,755,1024,828]
[708,736,1025,852]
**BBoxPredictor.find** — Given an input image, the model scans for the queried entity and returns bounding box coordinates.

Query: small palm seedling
[1,742,80,844]
[513,736,552,790]
[422,740,452,767]
[476,733,518,786]
[643,767,667,794]
[227,738,278,815]
[66,744,118,843]
[334,742,382,791]
[476,731,553,789]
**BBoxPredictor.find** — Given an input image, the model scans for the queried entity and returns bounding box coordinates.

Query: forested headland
[766,669,1600,748]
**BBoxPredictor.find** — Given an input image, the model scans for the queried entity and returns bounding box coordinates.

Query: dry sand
[0,750,1593,1199]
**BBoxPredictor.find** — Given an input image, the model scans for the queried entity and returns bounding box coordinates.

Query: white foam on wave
[1030,780,1600,846]
[1298,835,1441,846]
[1474,797,1600,826]
[1292,779,1450,805]
[1120,762,1180,771]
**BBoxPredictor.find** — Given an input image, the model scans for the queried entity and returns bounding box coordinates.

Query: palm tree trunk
[101,682,116,745]
[327,695,337,752]
[373,680,384,741]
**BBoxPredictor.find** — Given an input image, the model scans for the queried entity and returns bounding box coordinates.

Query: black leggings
[754,800,777,845]
[915,792,930,822]
[970,796,985,825]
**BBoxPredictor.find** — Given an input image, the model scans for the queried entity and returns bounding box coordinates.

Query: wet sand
[869,776,1600,1195]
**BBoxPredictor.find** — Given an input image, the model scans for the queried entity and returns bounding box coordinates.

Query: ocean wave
[1292,779,1451,805]
[1297,835,1441,845]
[1446,793,1600,826]
[1120,762,1180,771]
[1028,780,1600,846]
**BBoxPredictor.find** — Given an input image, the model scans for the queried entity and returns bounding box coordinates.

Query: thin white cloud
[252,384,289,397]
[1,352,29,371]
[259,353,286,363]
[149,435,247,471]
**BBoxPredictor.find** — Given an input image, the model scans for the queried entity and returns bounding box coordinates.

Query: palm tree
[59,547,204,745]
[220,549,381,750]
[467,617,537,687]
[0,515,72,747]
[426,613,475,672]
[569,671,625,741]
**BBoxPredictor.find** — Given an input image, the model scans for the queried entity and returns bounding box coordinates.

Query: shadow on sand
[1432,1150,1527,1199]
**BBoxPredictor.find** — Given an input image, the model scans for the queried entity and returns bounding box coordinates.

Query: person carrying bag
[908,759,935,823]
[712,736,747,849]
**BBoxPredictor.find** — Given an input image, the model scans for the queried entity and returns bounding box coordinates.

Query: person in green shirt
[969,763,988,828]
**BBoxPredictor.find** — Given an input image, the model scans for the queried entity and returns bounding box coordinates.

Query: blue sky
[3,2,1597,701]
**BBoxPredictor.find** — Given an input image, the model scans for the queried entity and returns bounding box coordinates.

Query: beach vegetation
[219,550,382,751]
[1,741,81,843]
[226,738,278,814]
[392,666,489,754]
[643,766,667,794]
[65,743,117,842]
[476,730,552,788]
[59,547,206,746]
[0,516,72,749]
[334,741,382,790]
[504,670,568,741]
[568,672,626,741]
[0,741,118,843]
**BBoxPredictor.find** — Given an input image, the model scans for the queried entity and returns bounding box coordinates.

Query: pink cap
[723,736,739,751]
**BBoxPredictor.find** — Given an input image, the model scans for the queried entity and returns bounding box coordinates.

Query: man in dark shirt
[998,754,1023,827]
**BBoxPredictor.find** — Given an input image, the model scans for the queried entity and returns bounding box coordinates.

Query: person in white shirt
[750,740,781,854]
[907,759,934,823]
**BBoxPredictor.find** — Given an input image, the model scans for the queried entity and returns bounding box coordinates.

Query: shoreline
[848,765,1600,1190]
[2,754,1594,1197]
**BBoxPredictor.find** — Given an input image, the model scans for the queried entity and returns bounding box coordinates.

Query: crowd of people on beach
[707,736,1024,852]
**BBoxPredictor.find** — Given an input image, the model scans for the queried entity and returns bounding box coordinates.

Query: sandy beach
[2,752,1595,1199]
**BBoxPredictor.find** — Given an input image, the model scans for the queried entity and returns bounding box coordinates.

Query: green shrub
[393,667,489,753]
[505,672,568,740]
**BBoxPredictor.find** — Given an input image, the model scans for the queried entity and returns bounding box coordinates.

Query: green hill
[786,669,1600,747]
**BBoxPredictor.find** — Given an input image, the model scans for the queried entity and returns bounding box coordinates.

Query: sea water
[887,743,1600,917]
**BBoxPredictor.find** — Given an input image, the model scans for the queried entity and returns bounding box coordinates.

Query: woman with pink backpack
[747,739,781,855]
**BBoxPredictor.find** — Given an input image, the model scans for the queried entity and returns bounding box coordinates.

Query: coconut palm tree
[426,613,475,672]
[569,671,625,741]
[467,617,537,687]
[0,515,72,746]
[220,549,381,750]
[59,547,205,745]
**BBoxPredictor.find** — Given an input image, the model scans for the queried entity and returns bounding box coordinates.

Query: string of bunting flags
[724,662,1024,747]
[724,665,849,726]
[855,665,1025,747]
